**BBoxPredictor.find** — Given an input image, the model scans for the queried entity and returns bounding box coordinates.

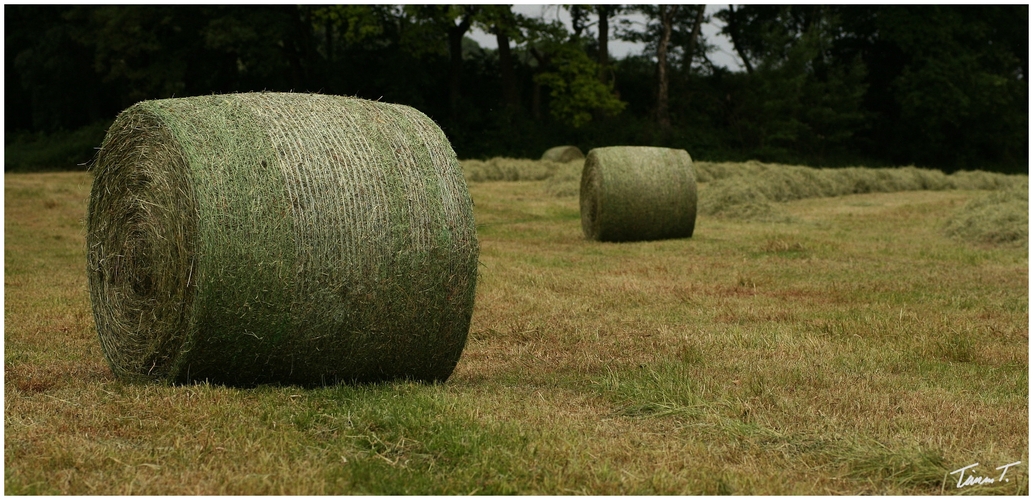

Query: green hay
[86,92,479,386]
[543,160,585,197]
[579,146,698,242]
[460,156,585,198]
[698,181,790,222]
[541,145,585,163]
[699,161,1026,220]
[694,160,775,183]
[461,157,564,182]
[943,184,1029,247]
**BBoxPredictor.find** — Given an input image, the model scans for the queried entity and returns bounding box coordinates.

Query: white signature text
[949,461,1021,488]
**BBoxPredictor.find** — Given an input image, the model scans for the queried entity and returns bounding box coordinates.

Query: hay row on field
[579,146,697,242]
[943,184,1028,247]
[462,156,1025,229]
[461,157,571,182]
[694,160,1020,190]
[698,163,1025,220]
[86,92,478,386]
[544,161,585,197]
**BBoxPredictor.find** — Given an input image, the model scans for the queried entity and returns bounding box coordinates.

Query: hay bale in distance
[579,146,698,242]
[86,92,479,386]
[541,145,585,163]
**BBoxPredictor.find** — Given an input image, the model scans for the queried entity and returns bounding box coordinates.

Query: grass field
[4,164,1029,494]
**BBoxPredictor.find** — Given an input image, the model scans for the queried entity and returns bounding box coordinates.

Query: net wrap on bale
[86,92,479,386]
[580,146,697,242]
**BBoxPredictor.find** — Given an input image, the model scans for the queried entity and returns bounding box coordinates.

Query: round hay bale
[579,146,697,242]
[541,145,585,163]
[86,92,479,386]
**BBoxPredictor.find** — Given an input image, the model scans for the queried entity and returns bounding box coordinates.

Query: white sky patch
[466,4,744,71]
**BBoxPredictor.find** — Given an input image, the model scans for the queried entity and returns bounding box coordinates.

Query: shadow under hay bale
[86,92,479,387]
[541,145,585,163]
[579,146,698,242]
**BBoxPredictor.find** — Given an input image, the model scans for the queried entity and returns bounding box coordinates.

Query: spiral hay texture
[86,93,478,386]
[579,146,697,242]
[541,145,585,163]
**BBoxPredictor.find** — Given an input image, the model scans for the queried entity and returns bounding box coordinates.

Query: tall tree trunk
[726,4,754,74]
[569,5,587,40]
[286,5,314,90]
[532,80,542,120]
[682,5,706,71]
[447,12,474,121]
[495,26,520,113]
[596,5,611,83]
[530,47,549,120]
[656,5,678,129]
[324,16,333,62]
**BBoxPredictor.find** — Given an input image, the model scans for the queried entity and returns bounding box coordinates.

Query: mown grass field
[4,163,1029,495]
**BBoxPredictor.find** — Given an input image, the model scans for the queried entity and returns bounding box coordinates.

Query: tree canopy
[5,4,1027,173]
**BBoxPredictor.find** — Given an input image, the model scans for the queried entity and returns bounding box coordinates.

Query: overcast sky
[466,4,744,71]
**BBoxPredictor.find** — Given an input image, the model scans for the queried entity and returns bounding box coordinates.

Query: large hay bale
[541,145,585,163]
[579,146,697,241]
[86,92,479,386]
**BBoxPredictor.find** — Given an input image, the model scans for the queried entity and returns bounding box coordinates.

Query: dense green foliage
[5,5,1027,173]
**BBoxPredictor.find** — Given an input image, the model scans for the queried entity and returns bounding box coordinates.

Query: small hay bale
[541,145,585,163]
[86,92,479,386]
[579,146,698,242]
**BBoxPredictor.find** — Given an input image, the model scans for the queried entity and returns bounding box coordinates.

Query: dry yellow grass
[5,170,1028,494]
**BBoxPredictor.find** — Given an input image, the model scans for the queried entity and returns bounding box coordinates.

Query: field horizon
[4,162,1028,495]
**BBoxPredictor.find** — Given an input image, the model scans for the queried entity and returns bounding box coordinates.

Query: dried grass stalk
[579,146,698,242]
[541,145,585,163]
[86,92,478,386]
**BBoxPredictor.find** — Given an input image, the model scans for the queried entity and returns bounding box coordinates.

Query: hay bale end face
[580,146,698,242]
[541,145,585,163]
[86,92,479,386]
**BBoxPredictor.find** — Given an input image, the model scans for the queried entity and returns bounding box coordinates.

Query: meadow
[4,159,1028,494]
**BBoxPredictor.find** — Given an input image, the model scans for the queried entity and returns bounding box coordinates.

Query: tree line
[5,4,1028,173]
